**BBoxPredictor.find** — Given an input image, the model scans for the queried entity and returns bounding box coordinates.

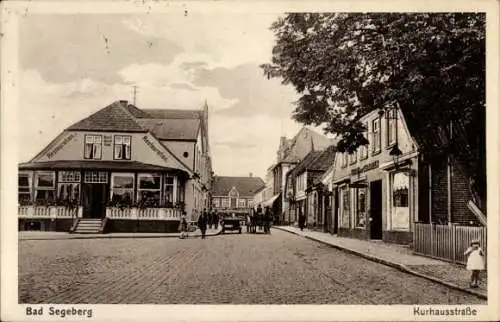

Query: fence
[413,222,487,265]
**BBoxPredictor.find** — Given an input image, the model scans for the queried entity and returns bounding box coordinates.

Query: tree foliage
[262,13,486,207]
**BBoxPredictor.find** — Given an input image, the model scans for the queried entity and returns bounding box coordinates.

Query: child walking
[464,239,485,288]
[179,213,189,239]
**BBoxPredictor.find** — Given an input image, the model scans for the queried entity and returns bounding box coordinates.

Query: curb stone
[19,229,223,241]
[274,227,487,300]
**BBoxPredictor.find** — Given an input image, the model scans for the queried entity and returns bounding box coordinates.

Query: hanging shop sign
[46,133,76,159]
[351,160,379,176]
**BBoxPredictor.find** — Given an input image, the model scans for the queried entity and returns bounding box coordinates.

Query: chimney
[119,100,128,106]
[249,173,253,177]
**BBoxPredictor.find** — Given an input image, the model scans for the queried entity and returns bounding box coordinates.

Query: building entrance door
[83,183,108,218]
[369,180,383,239]
[333,188,339,234]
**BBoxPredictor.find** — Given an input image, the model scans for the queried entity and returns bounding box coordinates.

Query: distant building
[211,175,265,216]
[18,100,212,233]
[264,127,334,224]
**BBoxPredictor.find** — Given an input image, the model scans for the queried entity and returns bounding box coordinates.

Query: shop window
[391,172,410,230]
[386,109,397,146]
[18,172,32,205]
[84,135,102,160]
[360,122,369,160]
[114,135,131,160]
[340,186,350,228]
[355,188,366,228]
[237,198,246,208]
[177,178,184,203]
[247,199,254,208]
[35,171,56,203]
[164,175,175,206]
[393,187,409,207]
[111,173,134,205]
[372,118,381,153]
[58,171,81,203]
[137,173,161,207]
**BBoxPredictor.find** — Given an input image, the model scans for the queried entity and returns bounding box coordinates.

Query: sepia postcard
[1,0,499,321]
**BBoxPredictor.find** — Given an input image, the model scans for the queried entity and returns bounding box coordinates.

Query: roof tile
[212,176,265,197]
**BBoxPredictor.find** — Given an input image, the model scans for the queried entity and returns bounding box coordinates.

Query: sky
[18,13,321,179]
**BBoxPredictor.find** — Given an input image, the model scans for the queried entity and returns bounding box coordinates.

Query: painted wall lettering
[46,134,76,159]
[103,135,112,146]
[142,135,169,162]
[350,160,379,176]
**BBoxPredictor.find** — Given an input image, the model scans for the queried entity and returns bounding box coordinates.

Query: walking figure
[197,212,208,239]
[213,212,219,230]
[298,214,306,231]
[464,239,485,288]
[179,212,188,239]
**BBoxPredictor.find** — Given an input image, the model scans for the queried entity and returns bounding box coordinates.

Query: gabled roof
[140,109,202,119]
[290,150,324,177]
[280,127,334,163]
[212,176,265,197]
[137,118,200,141]
[66,101,146,132]
[290,145,337,177]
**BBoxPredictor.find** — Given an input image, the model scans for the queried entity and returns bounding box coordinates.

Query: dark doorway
[370,180,383,239]
[83,183,108,218]
[333,188,339,234]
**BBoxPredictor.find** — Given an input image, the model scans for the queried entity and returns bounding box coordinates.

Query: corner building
[18,100,213,233]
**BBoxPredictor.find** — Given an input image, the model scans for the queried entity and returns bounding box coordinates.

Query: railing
[105,207,182,220]
[413,222,487,265]
[18,205,83,219]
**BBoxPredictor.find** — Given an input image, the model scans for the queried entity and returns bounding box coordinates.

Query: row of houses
[257,107,486,263]
[18,100,213,233]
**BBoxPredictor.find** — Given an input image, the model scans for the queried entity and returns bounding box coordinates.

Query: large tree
[261,13,486,210]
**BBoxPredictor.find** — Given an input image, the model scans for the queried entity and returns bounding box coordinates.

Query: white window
[114,135,131,160]
[58,171,81,203]
[355,188,366,228]
[340,186,350,228]
[84,171,107,183]
[372,118,381,153]
[341,153,348,167]
[110,173,134,205]
[177,178,184,203]
[84,135,102,159]
[137,173,161,207]
[18,172,32,204]
[237,198,246,208]
[213,198,220,208]
[390,172,410,230]
[35,171,56,203]
[247,199,254,208]
[163,175,176,206]
[221,197,229,208]
[349,151,357,164]
[360,122,369,160]
[386,109,397,146]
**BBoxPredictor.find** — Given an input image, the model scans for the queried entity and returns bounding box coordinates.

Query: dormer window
[114,135,131,160]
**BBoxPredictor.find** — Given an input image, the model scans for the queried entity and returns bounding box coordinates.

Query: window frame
[341,153,348,168]
[34,171,56,202]
[355,187,367,228]
[163,174,176,206]
[110,172,135,204]
[18,172,32,203]
[349,151,357,165]
[360,122,369,160]
[137,173,162,206]
[371,117,381,154]
[237,198,246,208]
[386,109,397,147]
[84,134,103,160]
[113,135,132,160]
[57,171,81,202]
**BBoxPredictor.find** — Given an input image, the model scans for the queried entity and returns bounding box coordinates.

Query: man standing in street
[198,211,208,239]
[213,211,219,230]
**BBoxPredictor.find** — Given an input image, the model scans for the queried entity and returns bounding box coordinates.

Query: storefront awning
[18,160,187,173]
[261,193,281,208]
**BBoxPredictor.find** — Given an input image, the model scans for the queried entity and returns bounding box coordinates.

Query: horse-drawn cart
[247,214,272,234]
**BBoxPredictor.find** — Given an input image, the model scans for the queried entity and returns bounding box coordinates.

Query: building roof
[289,145,337,177]
[137,118,200,141]
[280,127,334,163]
[18,160,187,173]
[212,176,265,197]
[66,101,146,132]
[65,100,204,142]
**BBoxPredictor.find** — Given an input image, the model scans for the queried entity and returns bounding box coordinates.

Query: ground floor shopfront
[332,156,418,245]
[17,162,202,233]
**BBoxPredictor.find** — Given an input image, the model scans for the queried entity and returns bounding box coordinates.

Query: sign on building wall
[46,133,76,159]
[103,135,112,147]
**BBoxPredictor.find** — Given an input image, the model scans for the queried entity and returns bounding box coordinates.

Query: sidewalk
[274,226,487,299]
[19,226,223,241]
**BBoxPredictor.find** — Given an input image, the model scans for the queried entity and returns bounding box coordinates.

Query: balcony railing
[105,207,182,220]
[18,205,83,219]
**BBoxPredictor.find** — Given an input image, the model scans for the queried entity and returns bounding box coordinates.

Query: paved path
[275,226,487,299]
[19,229,485,304]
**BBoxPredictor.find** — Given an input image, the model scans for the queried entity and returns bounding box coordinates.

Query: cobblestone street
[19,229,485,304]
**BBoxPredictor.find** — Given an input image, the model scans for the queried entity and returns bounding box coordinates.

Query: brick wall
[451,159,480,225]
[431,158,448,224]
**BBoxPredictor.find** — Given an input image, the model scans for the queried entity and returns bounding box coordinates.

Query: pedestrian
[179,212,188,239]
[464,239,485,288]
[197,212,208,239]
[298,214,305,231]
[214,212,219,230]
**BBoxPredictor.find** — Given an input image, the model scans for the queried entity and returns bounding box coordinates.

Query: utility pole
[132,85,137,105]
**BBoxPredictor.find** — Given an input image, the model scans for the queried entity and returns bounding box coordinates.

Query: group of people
[246,204,273,233]
[179,209,220,239]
